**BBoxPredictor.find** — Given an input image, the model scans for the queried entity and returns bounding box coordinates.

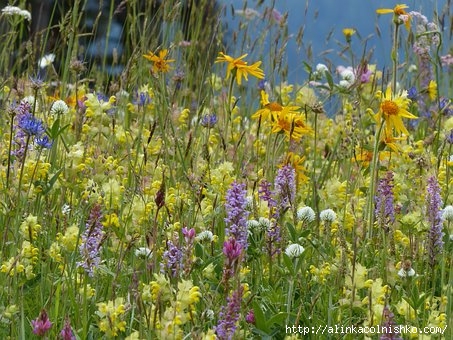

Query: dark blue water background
[220,0,451,85]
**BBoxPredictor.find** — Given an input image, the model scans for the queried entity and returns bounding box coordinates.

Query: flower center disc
[381,100,399,115]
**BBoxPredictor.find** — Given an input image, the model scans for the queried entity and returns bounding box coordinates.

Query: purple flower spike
[31,309,52,337]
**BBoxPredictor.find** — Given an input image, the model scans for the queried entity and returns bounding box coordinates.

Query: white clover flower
[297,206,316,223]
[442,205,453,222]
[246,219,260,229]
[340,68,355,82]
[285,243,305,258]
[134,247,153,258]
[1,5,31,21]
[397,267,416,278]
[38,53,55,69]
[339,80,352,88]
[320,209,337,223]
[50,100,69,115]
[316,63,328,74]
[258,217,271,229]
[195,230,214,242]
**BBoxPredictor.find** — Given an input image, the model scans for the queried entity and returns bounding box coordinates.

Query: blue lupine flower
[375,171,395,231]
[225,181,250,249]
[426,175,444,267]
[77,204,104,277]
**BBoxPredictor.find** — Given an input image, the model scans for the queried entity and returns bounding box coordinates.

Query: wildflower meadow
[0,1,452,339]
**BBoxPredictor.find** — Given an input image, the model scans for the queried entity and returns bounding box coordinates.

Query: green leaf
[253,300,270,334]
[325,70,334,91]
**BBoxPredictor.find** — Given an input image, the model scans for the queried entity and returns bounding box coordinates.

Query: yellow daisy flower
[143,49,175,73]
[374,87,417,136]
[376,4,411,29]
[252,90,298,122]
[271,109,313,142]
[215,52,265,85]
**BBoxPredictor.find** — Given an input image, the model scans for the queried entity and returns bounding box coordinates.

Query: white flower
[397,267,416,278]
[1,5,31,21]
[135,247,153,258]
[340,68,355,82]
[38,53,55,69]
[408,64,418,72]
[245,195,254,211]
[316,63,328,74]
[320,209,336,223]
[246,219,260,229]
[61,204,71,215]
[339,79,352,88]
[235,8,261,20]
[258,217,271,229]
[297,206,316,223]
[442,205,453,222]
[195,230,214,242]
[50,100,69,115]
[203,309,215,320]
[285,243,305,258]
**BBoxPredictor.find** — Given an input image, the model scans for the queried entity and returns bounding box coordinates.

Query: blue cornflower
[17,113,45,136]
[35,135,53,149]
[407,86,418,100]
[201,113,218,128]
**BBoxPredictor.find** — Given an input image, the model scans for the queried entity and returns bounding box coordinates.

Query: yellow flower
[427,80,437,101]
[252,90,284,121]
[271,108,313,141]
[374,87,417,136]
[342,28,356,42]
[376,4,411,29]
[143,49,175,73]
[282,152,308,184]
[215,52,265,85]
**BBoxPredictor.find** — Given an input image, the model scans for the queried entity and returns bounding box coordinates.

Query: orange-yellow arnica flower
[252,90,299,121]
[374,87,417,136]
[215,52,265,85]
[376,4,411,29]
[143,49,175,73]
[271,109,313,142]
